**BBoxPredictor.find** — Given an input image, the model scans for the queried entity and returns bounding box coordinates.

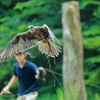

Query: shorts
[17,91,38,100]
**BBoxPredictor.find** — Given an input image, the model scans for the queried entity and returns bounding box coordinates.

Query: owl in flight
[0,24,61,62]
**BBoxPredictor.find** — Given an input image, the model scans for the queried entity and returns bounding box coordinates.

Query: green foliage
[37,93,57,100]
[0,0,100,100]
[81,0,100,100]
[56,88,64,100]
[95,93,100,100]
[37,88,64,100]
[0,0,63,100]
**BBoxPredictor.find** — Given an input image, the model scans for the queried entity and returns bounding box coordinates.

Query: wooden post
[62,1,87,100]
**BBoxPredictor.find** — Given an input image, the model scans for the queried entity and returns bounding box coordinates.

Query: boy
[0,51,39,100]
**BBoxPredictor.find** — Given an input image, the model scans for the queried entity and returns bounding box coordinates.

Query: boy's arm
[0,75,18,95]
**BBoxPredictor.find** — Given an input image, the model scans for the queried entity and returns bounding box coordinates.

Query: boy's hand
[0,87,10,95]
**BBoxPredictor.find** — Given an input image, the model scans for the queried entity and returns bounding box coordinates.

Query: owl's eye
[30,26,33,28]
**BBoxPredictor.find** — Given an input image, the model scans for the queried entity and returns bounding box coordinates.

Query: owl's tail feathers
[38,41,61,57]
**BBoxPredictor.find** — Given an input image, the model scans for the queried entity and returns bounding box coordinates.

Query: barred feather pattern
[0,24,61,62]
[0,38,39,62]
[38,41,61,57]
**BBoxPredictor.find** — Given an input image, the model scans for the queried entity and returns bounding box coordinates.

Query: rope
[2,80,38,98]
[45,68,100,89]
[2,68,100,98]
[20,80,38,95]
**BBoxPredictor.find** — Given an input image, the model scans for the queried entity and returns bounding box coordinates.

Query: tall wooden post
[62,1,87,100]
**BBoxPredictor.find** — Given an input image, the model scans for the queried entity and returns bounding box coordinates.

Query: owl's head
[28,25,36,33]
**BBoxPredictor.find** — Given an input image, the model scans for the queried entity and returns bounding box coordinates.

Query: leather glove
[35,67,46,81]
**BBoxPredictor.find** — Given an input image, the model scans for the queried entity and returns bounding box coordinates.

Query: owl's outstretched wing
[0,31,39,62]
[43,24,61,44]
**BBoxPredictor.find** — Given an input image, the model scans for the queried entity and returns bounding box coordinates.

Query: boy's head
[15,51,26,63]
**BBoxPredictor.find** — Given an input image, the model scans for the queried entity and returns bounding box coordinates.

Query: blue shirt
[14,60,38,96]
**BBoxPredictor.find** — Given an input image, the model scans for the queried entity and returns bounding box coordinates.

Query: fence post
[62,1,87,100]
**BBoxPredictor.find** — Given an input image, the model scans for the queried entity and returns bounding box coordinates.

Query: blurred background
[0,0,100,100]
